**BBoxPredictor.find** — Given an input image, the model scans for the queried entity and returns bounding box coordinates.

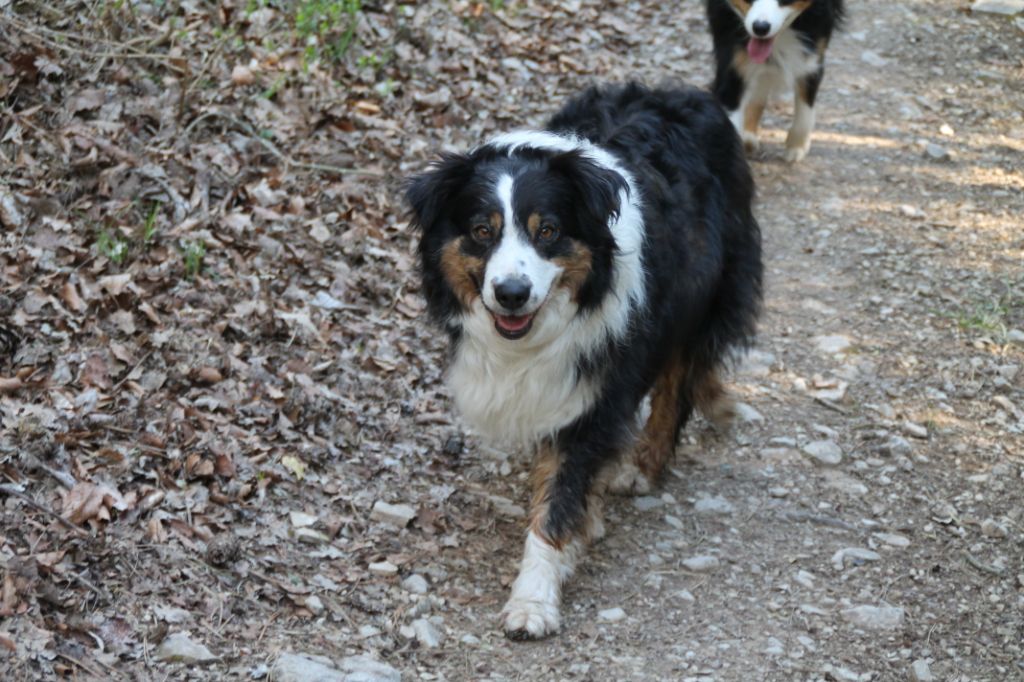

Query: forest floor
[1,1,1023,680]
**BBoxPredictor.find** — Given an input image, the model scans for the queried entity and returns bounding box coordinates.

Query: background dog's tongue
[747,37,774,64]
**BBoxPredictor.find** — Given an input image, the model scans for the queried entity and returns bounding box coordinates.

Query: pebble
[411,618,444,648]
[873,532,911,548]
[910,659,935,682]
[368,561,399,576]
[370,501,417,527]
[303,595,324,615]
[675,589,695,602]
[972,0,1024,15]
[294,528,330,545]
[682,555,720,572]
[231,64,255,85]
[289,511,318,528]
[813,334,852,354]
[768,487,789,498]
[831,547,881,571]
[860,50,887,67]
[486,495,526,518]
[734,402,764,423]
[155,632,218,664]
[1008,329,1024,346]
[902,422,929,439]
[981,518,1009,538]
[460,634,480,645]
[883,436,913,456]
[694,495,735,515]
[823,471,868,496]
[924,143,952,161]
[633,496,664,512]
[598,607,626,622]
[402,574,429,594]
[764,637,785,656]
[802,440,843,466]
[794,570,816,589]
[665,514,685,530]
[841,605,905,630]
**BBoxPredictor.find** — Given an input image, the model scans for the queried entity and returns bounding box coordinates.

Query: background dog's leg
[786,68,823,163]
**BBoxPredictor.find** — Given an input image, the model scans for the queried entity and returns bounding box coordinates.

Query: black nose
[752,20,771,37]
[494,278,531,311]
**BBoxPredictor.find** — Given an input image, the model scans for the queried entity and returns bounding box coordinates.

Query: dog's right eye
[471,223,493,243]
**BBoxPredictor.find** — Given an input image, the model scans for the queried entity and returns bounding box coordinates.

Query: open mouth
[747,37,774,64]
[491,312,535,340]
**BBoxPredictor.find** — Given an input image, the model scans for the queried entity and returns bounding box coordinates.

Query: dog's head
[406,144,625,343]
[729,0,812,63]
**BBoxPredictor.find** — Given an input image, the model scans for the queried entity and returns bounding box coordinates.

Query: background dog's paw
[784,141,810,163]
[502,599,560,640]
[740,132,760,154]
[607,461,651,496]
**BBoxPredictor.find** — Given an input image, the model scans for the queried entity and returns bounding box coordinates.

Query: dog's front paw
[784,139,811,163]
[740,131,760,155]
[606,460,651,496]
[502,599,560,640]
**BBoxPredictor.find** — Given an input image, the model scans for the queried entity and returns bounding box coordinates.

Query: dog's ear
[550,150,627,229]
[404,153,475,233]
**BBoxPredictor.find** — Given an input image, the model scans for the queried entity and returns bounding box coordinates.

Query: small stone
[675,589,695,602]
[442,434,464,456]
[831,547,881,571]
[841,604,904,630]
[402,574,429,594]
[981,518,1009,538]
[972,0,1024,15]
[823,471,868,496]
[1008,329,1024,346]
[694,495,734,515]
[802,440,843,466]
[873,532,911,548]
[633,496,664,512]
[368,561,398,576]
[295,528,330,545]
[794,570,816,589]
[231,65,255,85]
[924,143,952,162]
[303,595,324,615]
[273,653,343,682]
[910,659,935,682]
[768,486,789,498]
[340,654,402,682]
[860,50,887,67]
[664,514,685,530]
[682,555,720,572]
[460,634,480,645]
[486,495,526,518]
[764,637,785,656]
[882,436,913,456]
[370,501,417,527]
[903,422,929,439]
[813,335,852,354]
[289,511,318,528]
[205,534,241,567]
[598,607,626,622]
[155,632,218,664]
[411,618,444,648]
[735,402,764,423]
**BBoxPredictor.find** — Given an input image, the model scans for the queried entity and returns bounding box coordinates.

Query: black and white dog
[405,83,762,639]
[705,0,845,162]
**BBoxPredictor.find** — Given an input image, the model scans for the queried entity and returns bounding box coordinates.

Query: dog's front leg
[501,440,606,640]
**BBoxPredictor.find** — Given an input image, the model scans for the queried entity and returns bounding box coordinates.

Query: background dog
[405,82,762,639]
[705,0,845,162]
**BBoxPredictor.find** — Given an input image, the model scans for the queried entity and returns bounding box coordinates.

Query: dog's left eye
[537,223,559,242]
[471,223,494,243]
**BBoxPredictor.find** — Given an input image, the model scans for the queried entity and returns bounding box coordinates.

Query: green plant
[295,0,362,62]
[181,240,206,279]
[142,202,160,244]
[97,228,129,264]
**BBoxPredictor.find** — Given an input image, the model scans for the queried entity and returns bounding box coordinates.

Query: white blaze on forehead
[482,174,562,314]
[746,0,800,37]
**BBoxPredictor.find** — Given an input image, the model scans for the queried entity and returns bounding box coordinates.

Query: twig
[778,509,859,533]
[178,110,384,177]
[56,652,104,678]
[813,396,851,415]
[964,552,1004,577]
[112,350,153,391]
[0,484,89,537]
[0,14,186,73]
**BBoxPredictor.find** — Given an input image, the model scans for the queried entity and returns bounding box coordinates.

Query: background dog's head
[729,0,813,63]
[406,145,625,343]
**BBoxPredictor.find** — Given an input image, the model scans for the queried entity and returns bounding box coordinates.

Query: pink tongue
[496,315,530,332]
[747,37,774,64]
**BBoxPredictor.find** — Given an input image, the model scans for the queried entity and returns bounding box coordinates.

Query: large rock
[972,0,1024,15]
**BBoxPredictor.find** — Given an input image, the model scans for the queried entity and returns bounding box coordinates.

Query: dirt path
[1,1,1022,680]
